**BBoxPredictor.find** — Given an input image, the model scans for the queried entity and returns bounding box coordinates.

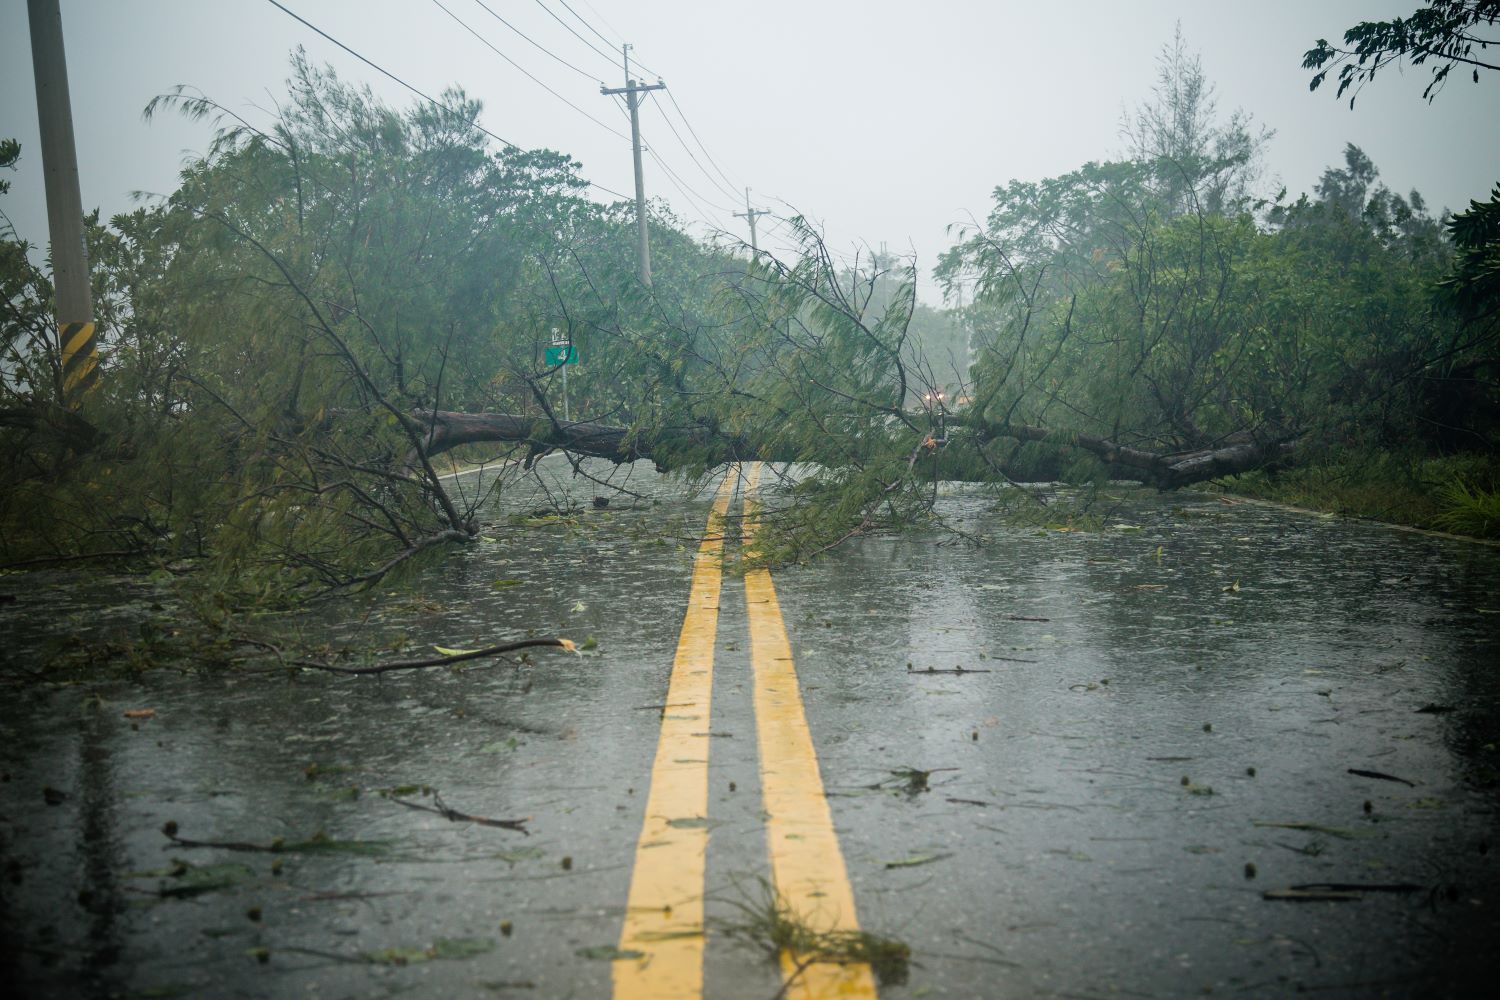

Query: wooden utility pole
[27,0,97,405]
[600,45,665,286]
[733,187,770,253]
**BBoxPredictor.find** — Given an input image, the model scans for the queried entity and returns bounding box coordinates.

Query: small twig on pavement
[1347,768,1417,787]
[387,792,530,834]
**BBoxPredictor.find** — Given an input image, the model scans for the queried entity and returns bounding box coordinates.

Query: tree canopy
[3,31,1498,596]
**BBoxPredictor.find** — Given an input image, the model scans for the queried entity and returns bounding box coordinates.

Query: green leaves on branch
[1304,1,1500,106]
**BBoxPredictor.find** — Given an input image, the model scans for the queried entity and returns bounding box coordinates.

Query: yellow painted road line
[743,463,878,999]
[614,472,738,999]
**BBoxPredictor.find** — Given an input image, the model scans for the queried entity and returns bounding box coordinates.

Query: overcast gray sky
[3,1,1497,302]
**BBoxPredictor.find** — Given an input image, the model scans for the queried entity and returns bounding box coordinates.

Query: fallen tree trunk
[1,401,1299,491]
[414,410,781,470]
[416,409,1299,489]
[0,402,102,454]
[950,417,1301,489]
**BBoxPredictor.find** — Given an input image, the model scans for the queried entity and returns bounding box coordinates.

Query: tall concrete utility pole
[27,0,97,405]
[733,187,770,253]
[600,45,665,286]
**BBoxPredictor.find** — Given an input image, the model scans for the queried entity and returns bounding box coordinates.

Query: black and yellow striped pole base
[60,320,99,406]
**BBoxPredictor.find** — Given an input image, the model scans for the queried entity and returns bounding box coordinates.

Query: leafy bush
[1433,478,1500,538]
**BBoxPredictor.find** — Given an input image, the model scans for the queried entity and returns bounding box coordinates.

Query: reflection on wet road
[2,459,1497,998]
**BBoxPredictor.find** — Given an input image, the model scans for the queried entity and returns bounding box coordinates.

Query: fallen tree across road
[413,408,1301,490]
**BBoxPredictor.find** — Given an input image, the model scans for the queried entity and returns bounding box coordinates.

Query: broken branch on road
[237,635,577,676]
[385,791,530,834]
[1347,768,1417,787]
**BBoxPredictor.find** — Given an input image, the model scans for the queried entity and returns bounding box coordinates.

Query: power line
[268,0,767,246]
[646,146,723,230]
[644,142,732,217]
[556,0,660,75]
[430,0,630,142]
[262,0,631,201]
[529,0,620,71]
[608,94,734,218]
[663,89,743,196]
[540,0,759,230]
[645,92,740,204]
[468,0,602,84]
[544,3,748,217]
[573,0,629,52]
[264,0,516,149]
[546,0,667,82]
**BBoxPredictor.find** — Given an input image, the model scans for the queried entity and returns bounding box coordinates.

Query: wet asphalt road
[2,458,1499,998]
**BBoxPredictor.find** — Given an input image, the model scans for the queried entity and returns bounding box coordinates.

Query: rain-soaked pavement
[2,458,1498,998]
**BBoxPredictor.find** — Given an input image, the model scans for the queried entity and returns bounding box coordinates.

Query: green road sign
[545,344,578,365]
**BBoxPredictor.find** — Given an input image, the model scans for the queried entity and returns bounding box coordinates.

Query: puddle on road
[2,471,1498,997]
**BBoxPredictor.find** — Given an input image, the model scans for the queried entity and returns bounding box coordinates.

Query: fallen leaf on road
[883,853,952,869]
[575,945,645,961]
[1262,888,1362,902]
[1252,821,1369,839]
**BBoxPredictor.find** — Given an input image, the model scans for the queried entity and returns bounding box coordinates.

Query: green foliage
[1,141,58,403]
[944,161,1453,454]
[1304,1,1500,106]
[1223,449,1500,535]
[713,879,911,986]
[1444,184,1500,320]
[940,29,1490,471]
[0,54,962,581]
[1433,476,1500,537]
[2,56,623,585]
[7,22,1497,592]
[1122,25,1272,216]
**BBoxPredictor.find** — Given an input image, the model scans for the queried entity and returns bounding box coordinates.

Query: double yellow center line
[614,464,876,999]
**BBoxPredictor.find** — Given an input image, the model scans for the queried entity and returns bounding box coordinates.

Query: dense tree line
[2,10,1496,598]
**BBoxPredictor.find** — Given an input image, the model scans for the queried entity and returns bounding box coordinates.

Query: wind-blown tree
[1306,2,1500,451]
[12,30,1492,590]
[2,55,622,585]
[0,53,967,586]
[1122,24,1272,217]
[936,32,1483,488]
[136,59,608,588]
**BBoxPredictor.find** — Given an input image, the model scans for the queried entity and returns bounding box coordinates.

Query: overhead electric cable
[262,0,630,201]
[548,0,665,81]
[556,0,631,59]
[663,89,743,195]
[605,93,732,217]
[469,0,601,83]
[644,143,733,217]
[430,0,630,142]
[574,0,629,51]
[603,93,732,220]
[530,0,620,70]
[264,0,516,148]
[645,92,741,203]
[543,0,756,224]
[647,149,723,230]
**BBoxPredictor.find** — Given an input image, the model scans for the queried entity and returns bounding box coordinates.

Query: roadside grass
[1217,450,1500,539]
[1433,476,1500,538]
